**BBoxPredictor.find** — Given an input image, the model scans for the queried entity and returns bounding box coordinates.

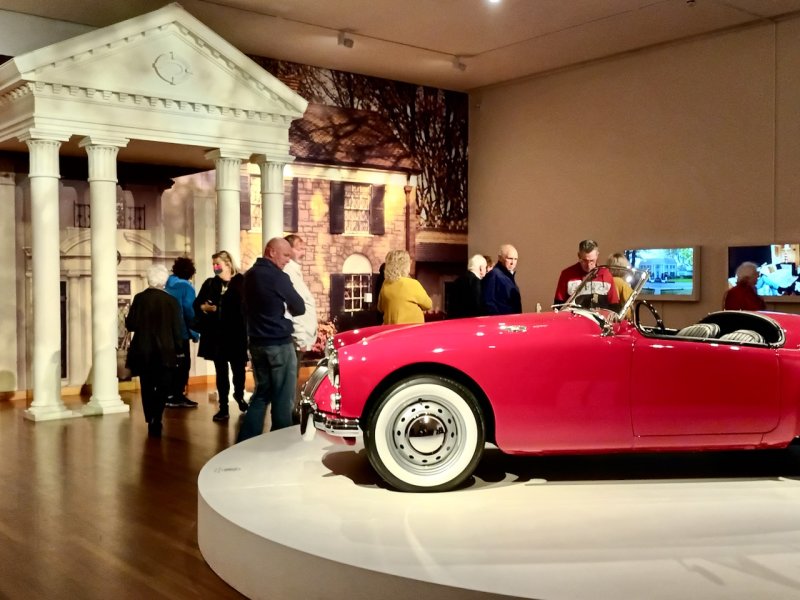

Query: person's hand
[202,301,217,313]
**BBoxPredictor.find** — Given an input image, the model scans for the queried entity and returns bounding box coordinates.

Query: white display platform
[198,428,800,600]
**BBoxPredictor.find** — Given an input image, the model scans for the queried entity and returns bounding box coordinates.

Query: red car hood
[333,314,566,347]
[333,311,598,358]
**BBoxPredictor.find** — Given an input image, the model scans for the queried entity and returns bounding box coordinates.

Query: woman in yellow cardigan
[377,250,432,324]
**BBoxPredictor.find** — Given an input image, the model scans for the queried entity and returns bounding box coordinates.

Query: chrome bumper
[300,402,361,441]
[299,361,360,441]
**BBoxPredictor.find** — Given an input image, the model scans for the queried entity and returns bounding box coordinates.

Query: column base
[82,396,131,416]
[23,406,82,422]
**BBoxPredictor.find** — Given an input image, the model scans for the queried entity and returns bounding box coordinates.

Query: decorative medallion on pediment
[152,51,192,86]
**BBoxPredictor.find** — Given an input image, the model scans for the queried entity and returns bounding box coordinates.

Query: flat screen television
[727,244,800,301]
[623,246,699,301]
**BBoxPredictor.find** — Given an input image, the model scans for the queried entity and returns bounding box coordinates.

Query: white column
[0,172,18,395]
[192,190,216,381]
[80,137,130,416]
[21,133,79,421]
[253,156,287,243]
[205,150,247,268]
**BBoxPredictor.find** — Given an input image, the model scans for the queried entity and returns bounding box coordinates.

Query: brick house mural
[240,102,420,327]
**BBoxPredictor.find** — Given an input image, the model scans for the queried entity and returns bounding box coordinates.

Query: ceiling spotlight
[452,56,467,72]
[338,31,354,49]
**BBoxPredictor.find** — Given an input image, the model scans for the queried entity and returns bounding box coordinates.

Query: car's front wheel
[364,375,485,492]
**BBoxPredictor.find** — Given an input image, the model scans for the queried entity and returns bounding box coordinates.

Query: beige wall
[469,18,800,326]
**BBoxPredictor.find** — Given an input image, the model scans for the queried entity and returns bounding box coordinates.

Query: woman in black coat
[193,250,248,421]
[126,263,183,437]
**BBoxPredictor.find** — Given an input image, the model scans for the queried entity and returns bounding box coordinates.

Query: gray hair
[467,254,487,273]
[147,264,170,289]
[579,239,598,254]
[735,261,759,282]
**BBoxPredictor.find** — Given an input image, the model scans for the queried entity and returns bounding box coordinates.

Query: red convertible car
[300,266,800,492]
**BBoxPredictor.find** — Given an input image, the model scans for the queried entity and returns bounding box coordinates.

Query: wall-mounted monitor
[623,246,700,301]
[727,244,800,301]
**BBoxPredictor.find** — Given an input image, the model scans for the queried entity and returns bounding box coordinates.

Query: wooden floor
[0,388,249,599]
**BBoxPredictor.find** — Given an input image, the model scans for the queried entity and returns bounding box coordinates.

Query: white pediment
[0,3,308,157]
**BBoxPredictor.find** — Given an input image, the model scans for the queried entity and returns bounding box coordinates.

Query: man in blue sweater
[237,238,305,442]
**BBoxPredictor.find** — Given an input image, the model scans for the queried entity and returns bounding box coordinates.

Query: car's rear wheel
[364,375,485,492]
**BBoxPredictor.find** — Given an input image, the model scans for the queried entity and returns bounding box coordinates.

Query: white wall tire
[365,376,485,492]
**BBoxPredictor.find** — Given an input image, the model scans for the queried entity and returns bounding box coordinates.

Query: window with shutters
[344,183,371,234]
[330,181,384,236]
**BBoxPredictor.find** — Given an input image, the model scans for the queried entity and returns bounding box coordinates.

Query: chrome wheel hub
[391,400,459,467]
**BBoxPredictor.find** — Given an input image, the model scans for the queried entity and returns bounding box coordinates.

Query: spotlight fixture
[338,31,354,49]
[452,55,467,72]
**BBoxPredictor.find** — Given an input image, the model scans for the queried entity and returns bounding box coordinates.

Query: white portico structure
[0,3,307,420]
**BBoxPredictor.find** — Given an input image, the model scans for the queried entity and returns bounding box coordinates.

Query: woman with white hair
[447,254,487,319]
[723,261,766,311]
[377,250,432,324]
[125,263,183,437]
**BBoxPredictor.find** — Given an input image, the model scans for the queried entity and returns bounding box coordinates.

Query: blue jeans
[236,342,297,442]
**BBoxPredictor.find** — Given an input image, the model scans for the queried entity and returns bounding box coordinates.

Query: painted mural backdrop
[252,57,469,233]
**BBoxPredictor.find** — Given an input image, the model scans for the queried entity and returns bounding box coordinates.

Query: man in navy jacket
[481,244,522,315]
[237,238,306,442]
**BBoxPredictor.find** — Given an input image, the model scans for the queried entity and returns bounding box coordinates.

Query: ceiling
[3,0,800,92]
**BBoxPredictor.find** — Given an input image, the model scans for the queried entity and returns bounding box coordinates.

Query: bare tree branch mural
[251,56,468,232]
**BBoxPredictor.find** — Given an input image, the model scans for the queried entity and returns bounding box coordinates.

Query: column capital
[206,151,244,192]
[24,138,64,179]
[258,161,286,192]
[82,144,122,183]
[79,136,129,149]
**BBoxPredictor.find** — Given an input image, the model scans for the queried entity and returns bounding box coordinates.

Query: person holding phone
[194,250,248,422]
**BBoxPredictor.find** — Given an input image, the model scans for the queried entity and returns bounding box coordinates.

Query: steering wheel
[634,300,665,333]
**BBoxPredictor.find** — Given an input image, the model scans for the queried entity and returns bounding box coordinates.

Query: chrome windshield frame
[554,265,649,326]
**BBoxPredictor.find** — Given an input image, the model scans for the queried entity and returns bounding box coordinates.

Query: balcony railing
[74,204,145,230]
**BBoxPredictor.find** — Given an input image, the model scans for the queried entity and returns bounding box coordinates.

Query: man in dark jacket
[237,238,306,442]
[125,264,183,437]
[481,244,522,315]
[448,254,487,319]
